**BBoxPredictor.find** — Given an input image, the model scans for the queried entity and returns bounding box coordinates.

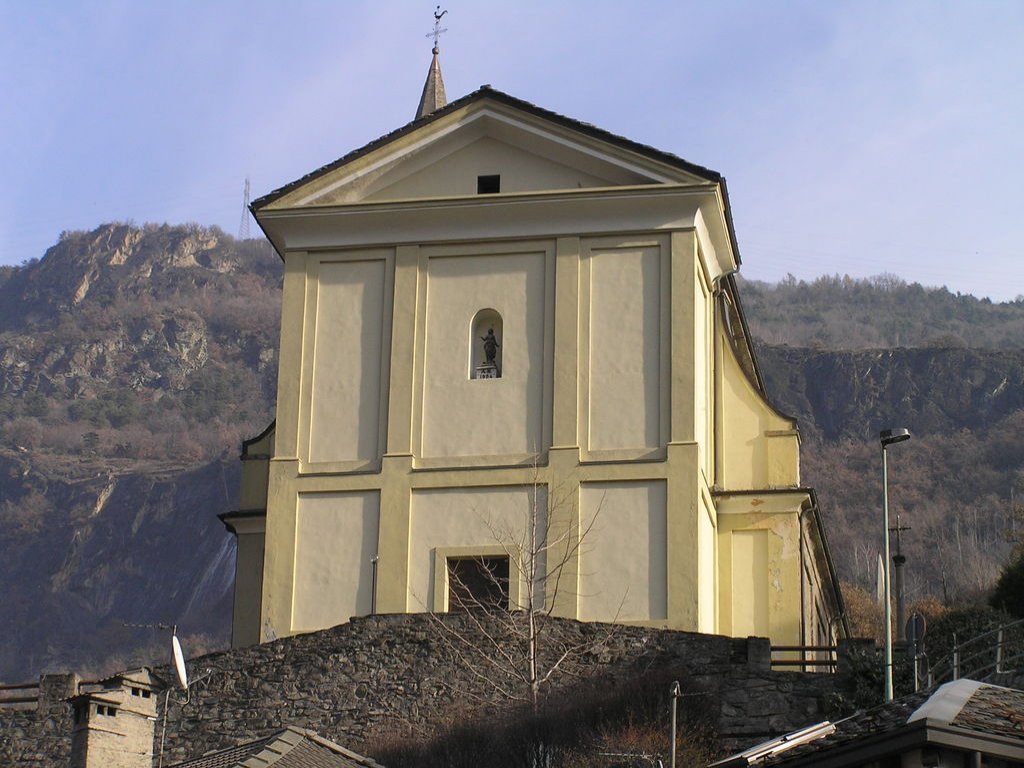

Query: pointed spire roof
[416,46,447,120]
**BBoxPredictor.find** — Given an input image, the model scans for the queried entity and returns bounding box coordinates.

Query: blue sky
[1,1,1021,300]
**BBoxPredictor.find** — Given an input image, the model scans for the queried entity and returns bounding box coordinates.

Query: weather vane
[426,5,448,51]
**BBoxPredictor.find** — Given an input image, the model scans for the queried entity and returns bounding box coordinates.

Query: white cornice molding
[258,184,737,274]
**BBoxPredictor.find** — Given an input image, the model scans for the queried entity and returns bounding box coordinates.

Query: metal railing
[927,617,1024,688]
[770,645,838,672]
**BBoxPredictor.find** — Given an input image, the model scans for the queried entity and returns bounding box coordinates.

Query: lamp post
[669,680,681,768]
[880,428,910,702]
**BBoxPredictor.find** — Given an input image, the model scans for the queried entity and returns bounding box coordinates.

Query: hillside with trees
[0,226,1021,682]
[744,276,1024,610]
[0,223,280,466]
[739,273,1024,349]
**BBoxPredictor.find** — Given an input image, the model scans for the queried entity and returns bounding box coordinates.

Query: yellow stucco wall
[292,490,380,631]
[582,237,668,457]
[697,489,717,633]
[419,244,551,461]
[306,256,390,466]
[230,522,265,647]
[579,480,668,622]
[717,331,801,491]
[409,485,546,612]
[229,98,842,648]
[715,492,808,646]
[252,227,718,641]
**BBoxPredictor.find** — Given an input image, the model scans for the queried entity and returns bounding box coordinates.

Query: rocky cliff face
[0,224,281,682]
[0,223,279,401]
[757,344,1024,602]
[757,346,1024,441]
[1,224,259,324]
[0,450,237,682]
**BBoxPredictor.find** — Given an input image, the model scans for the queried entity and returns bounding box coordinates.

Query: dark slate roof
[712,680,1024,767]
[766,692,930,764]
[168,726,385,768]
[250,86,733,254]
[951,683,1024,742]
[168,732,275,768]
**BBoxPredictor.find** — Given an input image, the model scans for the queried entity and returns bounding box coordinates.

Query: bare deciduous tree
[425,471,615,714]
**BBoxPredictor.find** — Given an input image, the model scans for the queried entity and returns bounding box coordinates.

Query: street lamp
[880,428,910,702]
[669,680,681,768]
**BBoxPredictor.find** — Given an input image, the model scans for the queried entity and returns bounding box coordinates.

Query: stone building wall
[0,673,77,767]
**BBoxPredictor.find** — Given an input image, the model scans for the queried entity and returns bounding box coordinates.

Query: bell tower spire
[416,6,448,120]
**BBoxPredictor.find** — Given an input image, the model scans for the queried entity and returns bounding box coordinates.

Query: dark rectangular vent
[477,175,500,194]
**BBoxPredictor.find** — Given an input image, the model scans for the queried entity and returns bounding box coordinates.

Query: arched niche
[470,309,503,379]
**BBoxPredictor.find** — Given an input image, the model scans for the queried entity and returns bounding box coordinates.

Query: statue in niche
[481,328,500,365]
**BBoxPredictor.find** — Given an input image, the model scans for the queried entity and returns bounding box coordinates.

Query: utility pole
[891,515,911,643]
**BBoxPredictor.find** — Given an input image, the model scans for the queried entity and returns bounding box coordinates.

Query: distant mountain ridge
[740,273,1024,349]
[1,223,1022,681]
[0,223,279,461]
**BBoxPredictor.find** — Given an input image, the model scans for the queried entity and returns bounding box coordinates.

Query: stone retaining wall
[1,615,848,766]
[155,614,841,763]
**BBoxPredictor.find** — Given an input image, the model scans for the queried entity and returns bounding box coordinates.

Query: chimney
[70,669,158,768]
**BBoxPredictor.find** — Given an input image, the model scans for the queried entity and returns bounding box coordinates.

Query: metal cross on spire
[426,6,448,52]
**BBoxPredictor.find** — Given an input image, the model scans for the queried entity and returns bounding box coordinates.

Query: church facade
[221,77,846,651]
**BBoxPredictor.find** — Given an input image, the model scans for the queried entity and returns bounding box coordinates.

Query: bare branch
[421,455,617,713]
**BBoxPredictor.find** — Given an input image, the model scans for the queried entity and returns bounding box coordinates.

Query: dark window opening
[477,175,500,194]
[448,556,509,611]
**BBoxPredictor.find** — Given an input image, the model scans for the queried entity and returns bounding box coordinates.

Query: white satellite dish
[171,633,189,690]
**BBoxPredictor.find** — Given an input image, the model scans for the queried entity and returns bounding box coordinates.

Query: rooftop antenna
[171,628,189,691]
[238,177,252,239]
[156,625,212,768]
[121,621,204,698]
[121,620,209,767]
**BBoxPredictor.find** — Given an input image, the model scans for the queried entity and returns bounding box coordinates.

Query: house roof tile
[168,726,384,768]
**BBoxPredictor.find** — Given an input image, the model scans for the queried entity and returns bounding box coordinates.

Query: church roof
[168,726,385,768]
[415,46,447,120]
[250,86,739,262]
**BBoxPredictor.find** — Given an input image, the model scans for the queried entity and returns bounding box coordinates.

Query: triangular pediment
[256,89,719,210]
[364,135,623,201]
